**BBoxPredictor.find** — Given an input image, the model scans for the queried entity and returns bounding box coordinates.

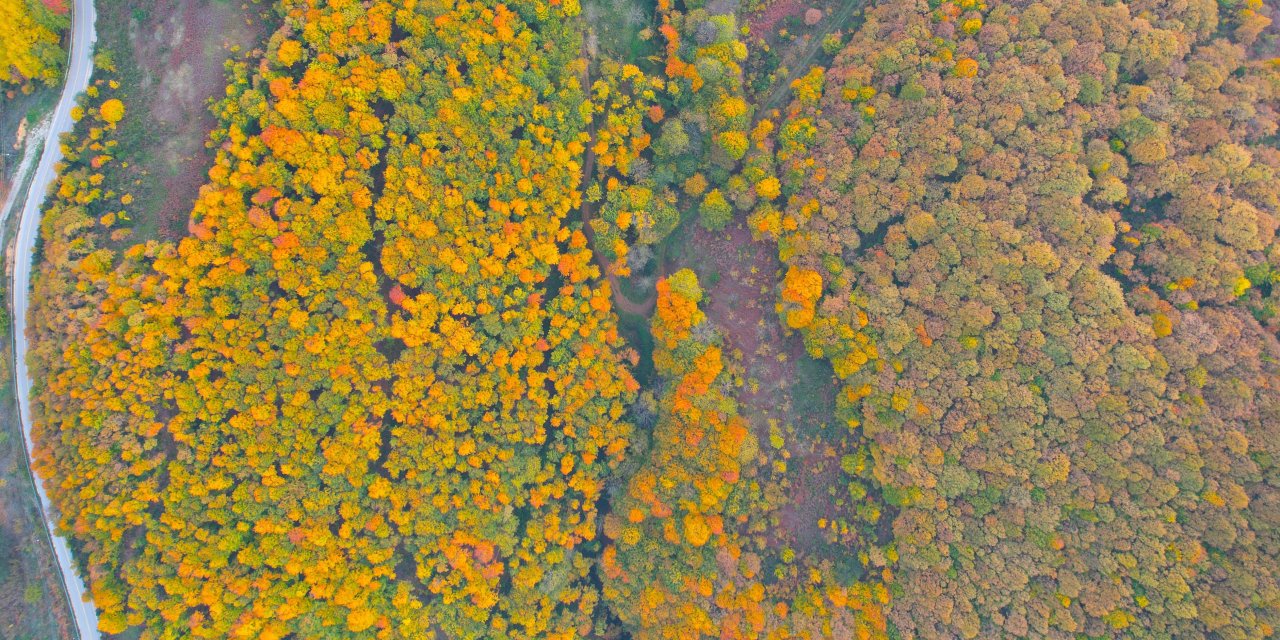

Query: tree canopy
[0,0,67,89]
[22,0,1280,637]
[764,0,1280,635]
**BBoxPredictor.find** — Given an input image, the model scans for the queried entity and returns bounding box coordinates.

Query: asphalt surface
[12,0,102,637]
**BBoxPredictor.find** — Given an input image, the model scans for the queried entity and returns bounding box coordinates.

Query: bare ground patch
[100,0,271,242]
[682,218,853,556]
[747,0,811,40]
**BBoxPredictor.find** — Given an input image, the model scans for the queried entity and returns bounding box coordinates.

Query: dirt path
[754,0,865,121]
[577,46,659,317]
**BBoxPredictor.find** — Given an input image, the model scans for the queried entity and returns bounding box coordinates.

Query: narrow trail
[577,42,659,317]
[754,0,865,122]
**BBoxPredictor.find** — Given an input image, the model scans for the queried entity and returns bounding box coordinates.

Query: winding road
[11,0,101,637]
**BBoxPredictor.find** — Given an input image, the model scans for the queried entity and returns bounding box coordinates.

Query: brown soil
[748,0,812,39]
[776,445,846,552]
[689,220,790,398]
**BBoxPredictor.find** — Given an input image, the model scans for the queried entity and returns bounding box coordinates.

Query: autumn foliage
[0,0,67,89]
[603,270,886,639]
[21,0,1280,636]
[30,0,635,636]
[768,0,1280,635]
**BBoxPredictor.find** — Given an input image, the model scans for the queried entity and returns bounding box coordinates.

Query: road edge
[11,0,102,638]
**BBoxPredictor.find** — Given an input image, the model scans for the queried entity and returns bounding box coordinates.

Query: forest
[12,0,1280,637]
[0,0,68,91]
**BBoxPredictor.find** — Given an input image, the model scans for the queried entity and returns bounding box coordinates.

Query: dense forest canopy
[31,0,634,636]
[18,0,1280,637]
[768,0,1280,635]
[0,0,68,90]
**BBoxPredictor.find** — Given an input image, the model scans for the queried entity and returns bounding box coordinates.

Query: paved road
[11,0,101,637]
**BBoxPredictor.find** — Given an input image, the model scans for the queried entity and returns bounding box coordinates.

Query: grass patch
[617,267,656,306]
[91,0,273,248]
[0,86,58,185]
[791,353,837,431]
[0,296,71,638]
[23,89,59,124]
[583,0,662,69]
[615,309,655,389]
